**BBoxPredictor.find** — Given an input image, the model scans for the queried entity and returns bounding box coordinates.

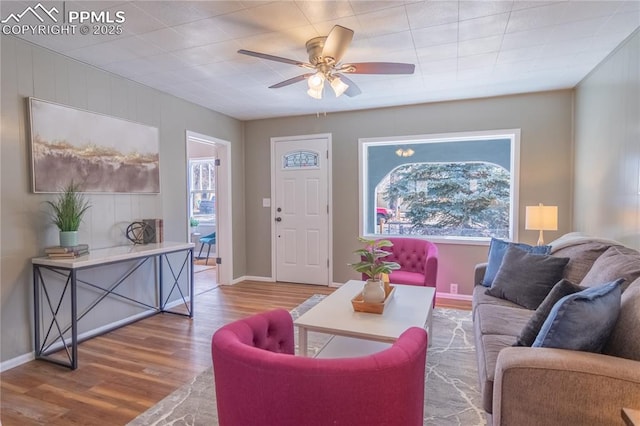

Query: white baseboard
[232,275,275,284]
[436,292,473,301]
[0,352,34,372]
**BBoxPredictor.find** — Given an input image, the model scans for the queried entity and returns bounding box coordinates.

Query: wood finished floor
[1,271,469,426]
[0,273,334,426]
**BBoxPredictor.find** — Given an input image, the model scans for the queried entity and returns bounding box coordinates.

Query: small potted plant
[350,237,400,303]
[189,217,199,232]
[46,181,91,247]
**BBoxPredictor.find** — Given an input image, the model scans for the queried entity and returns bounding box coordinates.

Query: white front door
[273,136,330,285]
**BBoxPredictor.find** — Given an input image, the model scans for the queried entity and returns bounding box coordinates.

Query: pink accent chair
[211,309,428,426]
[363,238,438,288]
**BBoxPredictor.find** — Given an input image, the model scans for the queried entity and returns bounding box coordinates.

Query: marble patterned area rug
[128,295,485,426]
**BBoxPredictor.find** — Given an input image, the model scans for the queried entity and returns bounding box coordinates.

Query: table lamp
[525,203,558,245]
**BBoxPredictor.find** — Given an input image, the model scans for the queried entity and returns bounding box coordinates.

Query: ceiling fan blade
[335,74,362,97]
[238,49,310,68]
[341,62,415,75]
[322,25,354,63]
[269,74,313,89]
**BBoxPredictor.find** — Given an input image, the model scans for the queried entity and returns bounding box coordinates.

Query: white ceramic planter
[362,279,386,303]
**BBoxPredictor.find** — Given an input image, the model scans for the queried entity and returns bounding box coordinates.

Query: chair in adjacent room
[362,237,438,288]
[211,308,428,426]
[197,232,216,265]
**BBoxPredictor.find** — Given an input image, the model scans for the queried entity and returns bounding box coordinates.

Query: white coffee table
[294,280,435,357]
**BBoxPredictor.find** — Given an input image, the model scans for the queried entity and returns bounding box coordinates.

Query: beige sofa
[472,233,640,425]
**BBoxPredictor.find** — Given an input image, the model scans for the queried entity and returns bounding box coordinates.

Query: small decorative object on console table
[350,238,400,304]
[46,181,91,247]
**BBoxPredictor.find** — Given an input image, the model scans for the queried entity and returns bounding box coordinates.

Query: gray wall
[0,36,245,363]
[244,90,575,294]
[574,29,640,250]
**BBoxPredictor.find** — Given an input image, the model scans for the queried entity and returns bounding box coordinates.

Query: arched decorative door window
[282,150,319,169]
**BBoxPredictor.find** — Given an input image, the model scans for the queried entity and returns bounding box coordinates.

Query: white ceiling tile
[501,27,550,50]
[349,1,402,15]
[294,1,356,23]
[458,13,510,41]
[173,17,235,47]
[213,1,310,38]
[405,1,459,30]
[505,2,568,33]
[172,41,242,67]
[138,27,196,52]
[458,35,503,57]
[354,5,410,38]
[458,52,498,70]
[416,43,458,62]
[412,22,458,48]
[496,45,543,64]
[556,1,621,25]
[111,3,167,36]
[545,17,609,44]
[421,58,458,74]
[459,1,514,21]
[597,11,640,37]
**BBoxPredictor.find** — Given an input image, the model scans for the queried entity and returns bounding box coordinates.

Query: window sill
[361,234,491,246]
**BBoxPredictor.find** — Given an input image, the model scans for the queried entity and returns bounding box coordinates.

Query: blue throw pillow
[532,279,623,353]
[481,238,551,287]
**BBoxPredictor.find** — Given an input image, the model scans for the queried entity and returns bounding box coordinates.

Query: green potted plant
[350,237,400,303]
[46,181,91,247]
[190,216,199,228]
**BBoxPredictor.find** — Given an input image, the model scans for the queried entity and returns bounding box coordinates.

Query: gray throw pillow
[514,279,583,346]
[486,246,570,309]
[580,245,640,291]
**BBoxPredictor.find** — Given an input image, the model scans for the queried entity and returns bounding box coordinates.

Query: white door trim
[185,130,233,286]
[270,133,333,285]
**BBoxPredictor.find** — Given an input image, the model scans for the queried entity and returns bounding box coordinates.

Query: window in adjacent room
[189,158,217,225]
[359,130,520,243]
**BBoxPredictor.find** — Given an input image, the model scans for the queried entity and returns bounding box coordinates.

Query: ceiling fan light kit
[238,25,415,100]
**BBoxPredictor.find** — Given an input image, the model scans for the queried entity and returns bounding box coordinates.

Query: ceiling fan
[238,25,415,99]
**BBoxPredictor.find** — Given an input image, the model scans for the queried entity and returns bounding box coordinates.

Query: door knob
[275,217,282,222]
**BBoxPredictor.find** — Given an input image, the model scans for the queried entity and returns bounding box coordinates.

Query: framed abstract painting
[29,97,160,193]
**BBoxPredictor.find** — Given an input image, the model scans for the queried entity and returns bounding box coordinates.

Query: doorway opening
[186,130,232,287]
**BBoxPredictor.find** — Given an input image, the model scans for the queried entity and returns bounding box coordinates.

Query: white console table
[32,242,194,370]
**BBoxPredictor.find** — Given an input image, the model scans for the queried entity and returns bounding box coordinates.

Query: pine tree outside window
[359,130,520,243]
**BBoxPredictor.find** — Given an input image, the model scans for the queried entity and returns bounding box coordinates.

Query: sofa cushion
[476,334,515,413]
[533,280,623,353]
[604,278,640,361]
[474,304,533,337]
[481,238,551,287]
[472,284,522,316]
[486,246,569,309]
[513,279,583,347]
[580,245,640,291]
[551,241,611,284]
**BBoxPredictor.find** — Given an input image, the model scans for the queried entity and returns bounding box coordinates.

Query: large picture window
[359,130,520,243]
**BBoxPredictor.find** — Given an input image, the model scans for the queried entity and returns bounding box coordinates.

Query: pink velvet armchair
[362,237,438,288]
[211,308,428,426]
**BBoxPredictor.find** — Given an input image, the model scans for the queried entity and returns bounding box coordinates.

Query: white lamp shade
[525,204,558,231]
[307,86,323,99]
[330,76,349,97]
